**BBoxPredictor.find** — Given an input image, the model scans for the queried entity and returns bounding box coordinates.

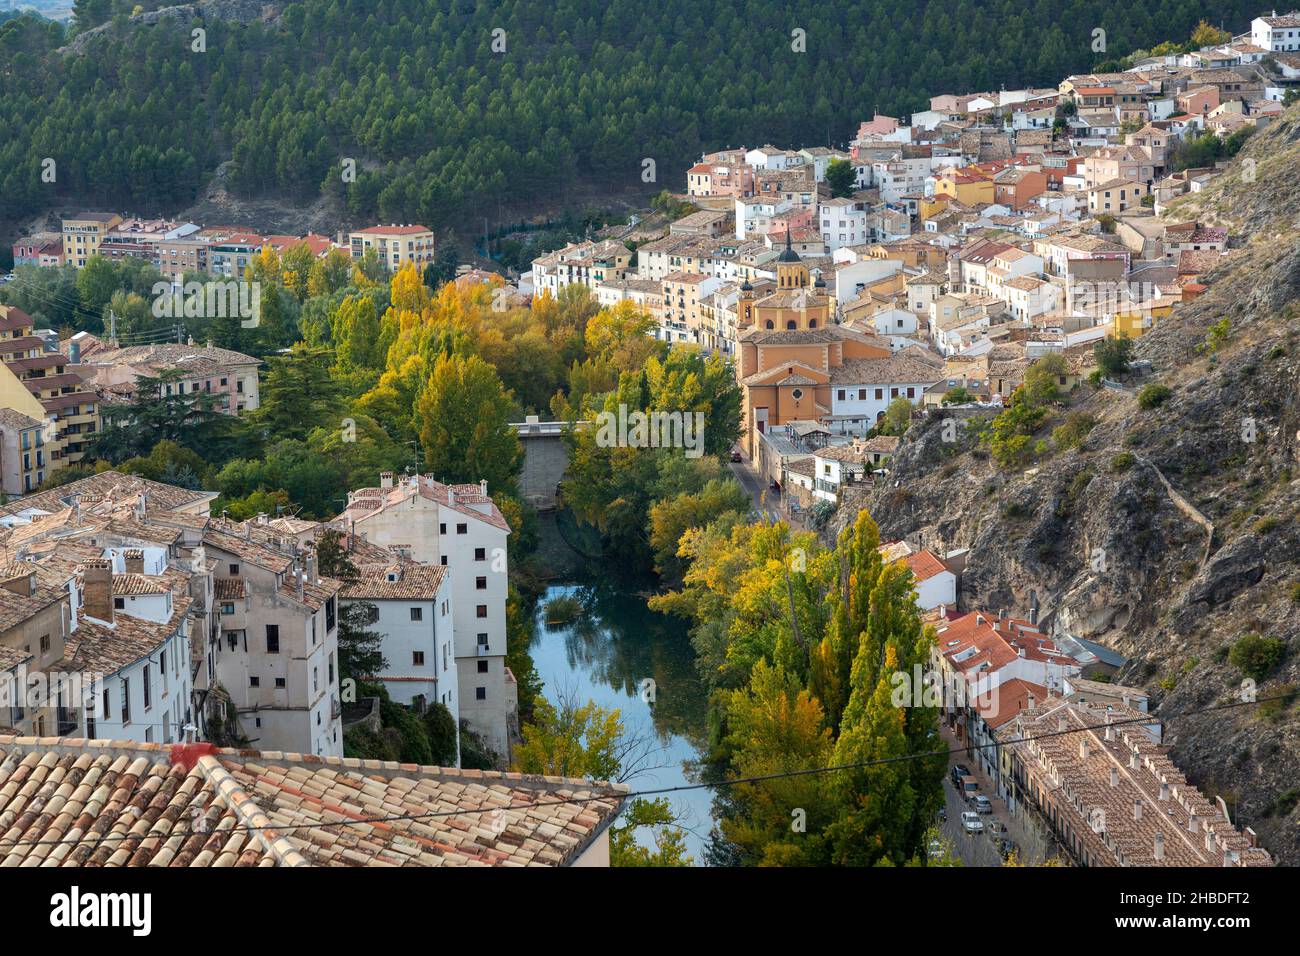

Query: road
[728,454,782,523]
[936,722,1057,866]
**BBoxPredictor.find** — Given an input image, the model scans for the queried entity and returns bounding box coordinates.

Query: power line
[0,691,1287,851]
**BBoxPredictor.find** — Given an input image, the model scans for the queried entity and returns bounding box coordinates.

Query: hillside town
[0,12,1295,871]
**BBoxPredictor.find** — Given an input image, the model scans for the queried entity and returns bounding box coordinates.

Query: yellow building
[0,305,102,477]
[1111,295,1178,338]
[61,213,123,269]
[933,171,995,207]
[348,224,436,271]
[918,195,952,222]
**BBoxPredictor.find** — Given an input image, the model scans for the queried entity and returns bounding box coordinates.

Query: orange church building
[735,233,893,455]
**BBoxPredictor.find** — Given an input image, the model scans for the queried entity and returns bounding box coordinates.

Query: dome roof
[776,229,802,263]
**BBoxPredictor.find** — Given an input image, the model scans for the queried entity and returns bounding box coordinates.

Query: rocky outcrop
[60,1,283,56]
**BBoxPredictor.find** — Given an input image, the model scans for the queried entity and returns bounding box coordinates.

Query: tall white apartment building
[338,473,515,760]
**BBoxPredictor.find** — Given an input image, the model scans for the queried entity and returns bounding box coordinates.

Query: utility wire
[0,691,1287,851]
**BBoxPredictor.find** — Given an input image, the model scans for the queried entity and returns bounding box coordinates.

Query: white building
[70,557,194,747]
[1252,13,1300,52]
[340,563,458,747]
[339,473,515,760]
[826,353,942,431]
[818,198,872,252]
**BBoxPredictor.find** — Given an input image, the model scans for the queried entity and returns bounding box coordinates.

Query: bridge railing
[509,419,592,436]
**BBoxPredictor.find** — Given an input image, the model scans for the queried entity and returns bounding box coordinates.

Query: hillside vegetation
[841,103,1300,863]
[0,0,1266,238]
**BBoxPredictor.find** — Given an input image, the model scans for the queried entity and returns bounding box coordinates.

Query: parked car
[960,811,984,834]
[971,795,993,814]
[959,778,980,801]
[950,765,970,785]
[936,806,947,823]
[1,273,15,283]
[730,450,743,462]
[997,839,1019,860]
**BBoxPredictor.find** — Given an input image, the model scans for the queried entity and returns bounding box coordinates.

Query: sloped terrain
[838,103,1300,863]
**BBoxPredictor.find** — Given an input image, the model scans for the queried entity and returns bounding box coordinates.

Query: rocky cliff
[838,104,1300,864]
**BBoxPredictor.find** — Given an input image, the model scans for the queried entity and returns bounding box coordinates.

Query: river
[529,578,716,864]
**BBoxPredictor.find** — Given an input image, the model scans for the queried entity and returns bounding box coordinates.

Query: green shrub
[1253,516,1280,534]
[423,703,459,765]
[1137,383,1172,409]
[1291,582,1300,603]
[1228,633,1287,681]
[1111,452,1136,472]
[1052,412,1096,451]
[544,593,583,626]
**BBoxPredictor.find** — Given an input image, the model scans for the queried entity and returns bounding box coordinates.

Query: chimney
[305,548,317,583]
[1159,781,1170,801]
[1110,767,1119,787]
[1027,692,1036,710]
[1134,799,1143,821]
[123,549,144,574]
[1188,815,1199,833]
[1079,738,1090,759]
[297,569,305,600]
[83,559,114,624]
[1153,832,1164,861]
[380,471,394,490]
[256,512,269,525]
[1029,590,1039,626]
[479,479,488,497]
[1058,715,1067,732]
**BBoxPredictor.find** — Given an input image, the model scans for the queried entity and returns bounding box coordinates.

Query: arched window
[808,319,817,329]
[765,320,774,330]
[786,320,796,330]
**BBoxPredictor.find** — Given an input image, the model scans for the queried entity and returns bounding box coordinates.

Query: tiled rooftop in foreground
[0,737,626,867]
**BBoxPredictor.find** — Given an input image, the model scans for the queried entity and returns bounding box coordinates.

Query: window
[476,576,487,590]
[121,678,130,724]
[477,633,489,650]
[440,555,448,566]
[102,688,110,719]
[475,687,487,700]
[275,678,286,688]
[477,660,489,673]
[439,523,447,534]
[39,634,50,655]
[250,676,260,687]
[875,388,883,400]
[474,547,486,561]
[456,523,467,534]
[114,597,125,610]
[476,605,487,618]
[143,666,151,709]
[413,651,425,666]
[229,563,239,575]
[221,602,235,615]
[410,606,423,621]
[266,625,280,653]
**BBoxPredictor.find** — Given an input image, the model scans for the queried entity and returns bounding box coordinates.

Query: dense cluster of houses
[872,536,1274,867]
[520,13,1294,522]
[2,218,432,494]
[0,468,517,765]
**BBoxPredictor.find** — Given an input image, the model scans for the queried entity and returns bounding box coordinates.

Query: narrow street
[728,454,782,523]
[936,722,1056,866]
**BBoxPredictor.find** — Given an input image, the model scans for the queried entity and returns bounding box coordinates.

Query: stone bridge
[512,417,589,511]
